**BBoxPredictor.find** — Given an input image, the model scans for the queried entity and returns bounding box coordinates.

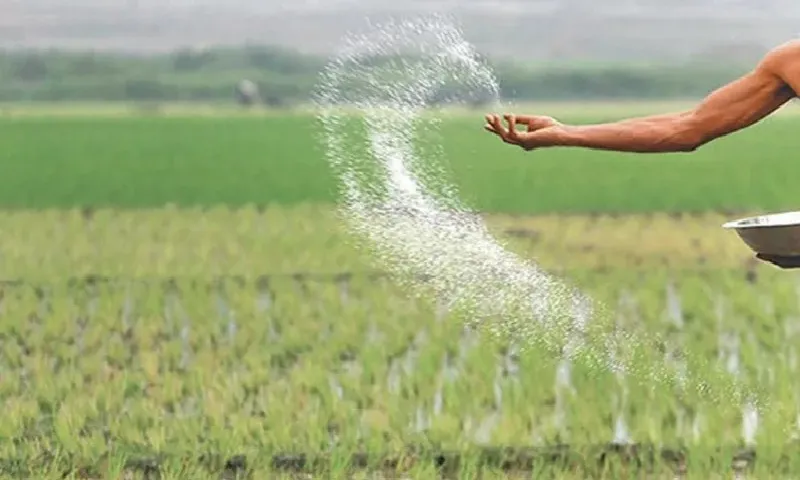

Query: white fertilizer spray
[312,15,763,411]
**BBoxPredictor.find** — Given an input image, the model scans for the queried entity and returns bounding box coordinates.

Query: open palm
[483,113,562,151]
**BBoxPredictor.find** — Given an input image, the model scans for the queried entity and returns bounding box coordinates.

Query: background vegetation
[0,47,752,104]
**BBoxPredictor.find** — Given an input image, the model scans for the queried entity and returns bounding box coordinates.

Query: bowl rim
[722,210,800,230]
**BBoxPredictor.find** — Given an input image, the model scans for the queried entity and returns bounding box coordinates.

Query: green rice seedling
[2,207,800,476]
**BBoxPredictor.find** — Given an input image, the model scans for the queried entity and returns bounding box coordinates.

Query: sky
[6,0,800,61]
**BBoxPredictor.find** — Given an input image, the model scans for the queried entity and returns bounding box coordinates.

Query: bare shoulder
[758,39,800,74]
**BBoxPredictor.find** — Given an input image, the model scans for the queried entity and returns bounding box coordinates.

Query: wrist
[542,125,574,147]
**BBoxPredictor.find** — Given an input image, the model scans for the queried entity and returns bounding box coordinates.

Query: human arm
[485,40,800,153]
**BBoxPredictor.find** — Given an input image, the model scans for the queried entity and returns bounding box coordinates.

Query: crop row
[0,207,766,280]
[0,445,768,479]
[2,271,799,470]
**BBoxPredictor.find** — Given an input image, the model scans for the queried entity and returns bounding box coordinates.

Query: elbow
[677,139,703,153]
[668,134,703,153]
[674,141,701,153]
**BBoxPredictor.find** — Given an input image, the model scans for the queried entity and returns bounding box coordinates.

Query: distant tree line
[0,46,752,105]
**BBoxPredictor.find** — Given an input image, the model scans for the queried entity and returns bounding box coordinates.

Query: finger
[524,117,556,134]
[504,114,518,139]
[484,115,499,133]
[491,114,521,145]
[490,115,508,138]
[512,115,536,125]
[528,116,554,129]
[520,115,538,132]
[484,122,509,142]
[510,115,545,130]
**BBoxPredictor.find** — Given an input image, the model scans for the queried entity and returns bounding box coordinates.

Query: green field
[3,103,800,478]
[1,104,800,213]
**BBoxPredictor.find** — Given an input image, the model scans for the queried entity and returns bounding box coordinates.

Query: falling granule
[312,14,764,410]
[314,14,583,356]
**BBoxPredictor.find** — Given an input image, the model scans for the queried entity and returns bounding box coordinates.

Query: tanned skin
[484,40,800,269]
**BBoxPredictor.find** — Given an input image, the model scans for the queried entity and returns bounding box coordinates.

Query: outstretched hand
[484,113,562,151]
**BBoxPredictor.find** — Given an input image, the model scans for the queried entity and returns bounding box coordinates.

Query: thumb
[519,115,559,132]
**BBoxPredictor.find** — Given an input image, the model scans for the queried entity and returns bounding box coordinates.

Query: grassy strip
[1,110,799,212]
[0,207,765,280]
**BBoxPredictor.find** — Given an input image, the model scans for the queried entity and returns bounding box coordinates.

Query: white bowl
[723,211,800,256]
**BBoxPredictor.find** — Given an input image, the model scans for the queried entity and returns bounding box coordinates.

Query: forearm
[540,70,792,153]
[549,113,698,153]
